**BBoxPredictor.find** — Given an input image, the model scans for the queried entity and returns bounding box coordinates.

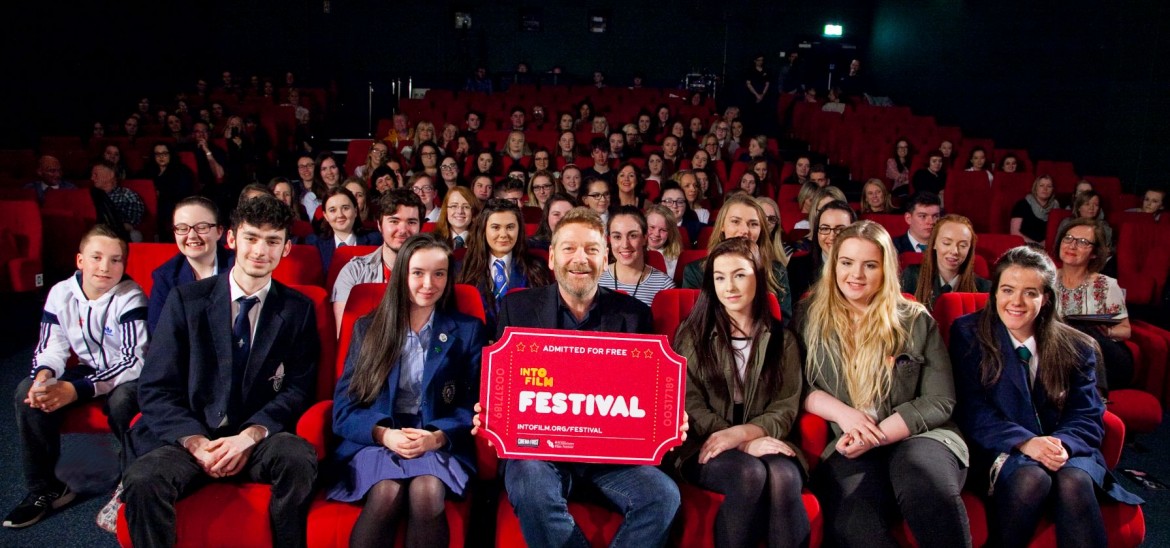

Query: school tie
[337,241,348,247]
[453,234,465,249]
[916,243,927,252]
[230,296,260,418]
[940,283,952,294]
[1016,345,1033,389]
[492,259,508,300]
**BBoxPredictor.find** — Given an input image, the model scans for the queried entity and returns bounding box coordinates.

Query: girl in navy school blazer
[330,234,484,547]
[949,246,1141,548]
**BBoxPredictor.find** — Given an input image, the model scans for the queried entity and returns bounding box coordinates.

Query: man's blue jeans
[503,459,680,548]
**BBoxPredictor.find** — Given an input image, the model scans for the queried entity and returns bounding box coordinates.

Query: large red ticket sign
[479,327,685,465]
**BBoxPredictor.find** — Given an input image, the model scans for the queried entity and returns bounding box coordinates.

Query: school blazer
[494,284,653,340]
[147,247,233,333]
[131,274,319,457]
[332,312,485,471]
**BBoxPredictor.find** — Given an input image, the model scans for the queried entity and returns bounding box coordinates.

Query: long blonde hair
[803,220,927,410]
[644,204,682,260]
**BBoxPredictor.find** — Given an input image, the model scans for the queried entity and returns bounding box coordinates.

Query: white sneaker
[95,483,123,534]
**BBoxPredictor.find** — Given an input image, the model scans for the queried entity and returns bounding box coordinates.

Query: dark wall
[867,0,1170,192]
[0,0,870,144]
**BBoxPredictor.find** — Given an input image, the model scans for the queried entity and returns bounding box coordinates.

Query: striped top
[598,266,675,307]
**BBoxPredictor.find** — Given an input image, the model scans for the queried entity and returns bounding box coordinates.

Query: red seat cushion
[1106,389,1164,434]
[672,483,824,548]
[117,483,275,547]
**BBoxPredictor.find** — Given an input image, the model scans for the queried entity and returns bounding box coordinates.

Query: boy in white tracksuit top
[5,226,148,529]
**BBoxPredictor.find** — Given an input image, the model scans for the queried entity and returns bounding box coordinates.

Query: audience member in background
[435,187,481,251]
[269,177,307,221]
[1010,175,1059,246]
[838,59,867,99]
[939,140,956,169]
[24,155,75,203]
[793,186,847,231]
[745,54,773,134]
[646,152,668,183]
[477,207,682,548]
[306,151,344,220]
[470,174,494,202]
[861,178,895,214]
[527,192,576,251]
[123,197,319,548]
[328,233,484,548]
[292,152,315,194]
[456,199,550,331]
[500,131,531,173]
[662,135,683,171]
[1058,190,1112,250]
[404,123,437,162]
[4,225,148,530]
[611,163,643,209]
[526,170,559,210]
[623,124,642,152]
[580,176,614,227]
[1055,219,1134,391]
[409,142,441,181]
[101,145,130,181]
[493,177,527,209]
[911,150,947,199]
[237,183,273,204]
[658,183,703,247]
[149,196,233,333]
[756,197,790,260]
[464,110,483,137]
[531,148,553,174]
[607,131,628,161]
[965,147,994,185]
[306,187,381,272]
[470,150,496,182]
[670,237,809,548]
[332,189,425,333]
[821,87,846,114]
[559,164,583,200]
[141,142,195,243]
[92,163,146,242]
[344,178,373,226]
[222,115,262,193]
[800,220,970,548]
[598,206,675,307]
[736,165,762,199]
[795,181,820,223]
[186,122,226,193]
[893,192,943,254]
[465,66,493,93]
[950,245,1141,548]
[900,215,990,309]
[583,138,615,186]
[886,139,913,196]
[645,205,684,280]
[679,170,710,223]
[998,153,1025,174]
[556,131,577,166]
[683,194,794,323]
[788,200,856,299]
[508,107,527,132]
[1126,188,1165,220]
[354,142,390,182]
[409,174,441,223]
[784,156,812,186]
[808,164,830,189]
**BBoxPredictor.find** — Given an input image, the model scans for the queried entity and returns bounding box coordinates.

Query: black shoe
[2,485,75,528]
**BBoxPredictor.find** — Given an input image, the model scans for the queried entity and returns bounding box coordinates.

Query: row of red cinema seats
[83,283,1142,547]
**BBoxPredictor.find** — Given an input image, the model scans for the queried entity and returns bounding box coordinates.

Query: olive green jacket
[800,307,969,465]
[667,320,808,476]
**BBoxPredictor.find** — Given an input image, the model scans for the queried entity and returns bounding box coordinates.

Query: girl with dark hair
[142,141,195,243]
[787,200,856,299]
[437,155,465,199]
[527,192,576,251]
[801,220,970,548]
[306,186,380,270]
[886,138,913,194]
[329,233,485,548]
[598,206,675,307]
[308,151,343,219]
[615,163,645,209]
[455,199,551,330]
[900,214,991,308]
[669,238,808,548]
[470,150,496,181]
[409,141,441,180]
[965,146,993,185]
[555,131,577,168]
[950,245,1142,548]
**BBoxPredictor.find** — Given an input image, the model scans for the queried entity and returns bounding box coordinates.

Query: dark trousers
[812,437,971,548]
[121,432,317,548]
[15,376,138,493]
[683,450,809,548]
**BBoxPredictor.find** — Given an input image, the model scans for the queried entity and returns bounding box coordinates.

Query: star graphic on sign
[631,348,642,358]
[516,342,527,352]
[530,342,540,352]
[643,349,654,358]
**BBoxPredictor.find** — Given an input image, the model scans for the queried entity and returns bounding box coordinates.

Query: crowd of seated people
[2,68,1160,548]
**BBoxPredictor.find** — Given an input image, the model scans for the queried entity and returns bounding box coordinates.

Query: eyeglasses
[660,198,687,207]
[533,184,554,191]
[1061,235,1095,249]
[817,225,848,236]
[447,204,472,212]
[440,164,458,170]
[154,151,171,157]
[412,185,435,193]
[174,222,216,235]
[297,162,315,169]
[420,151,437,157]
[586,192,611,200]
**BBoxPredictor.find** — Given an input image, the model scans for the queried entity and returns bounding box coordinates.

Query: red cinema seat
[645,250,667,275]
[946,171,996,233]
[974,233,1025,268]
[1044,209,1073,258]
[694,226,715,250]
[344,139,374,176]
[0,199,43,292]
[859,213,907,239]
[42,188,97,276]
[273,244,326,287]
[324,245,379,295]
[125,243,182,297]
[1116,222,1170,306]
[122,179,158,242]
[293,282,483,548]
[1035,160,1080,198]
[674,249,709,287]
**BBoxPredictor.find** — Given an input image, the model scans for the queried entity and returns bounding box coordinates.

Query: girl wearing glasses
[581,176,614,227]
[148,196,231,332]
[1054,219,1133,391]
[437,155,465,199]
[900,215,990,310]
[950,246,1141,548]
[787,200,856,300]
[144,141,195,244]
[435,187,481,251]
[801,221,970,548]
[526,170,560,210]
[657,183,703,247]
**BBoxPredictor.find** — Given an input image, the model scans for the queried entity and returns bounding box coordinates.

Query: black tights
[349,476,448,548]
[993,465,1106,548]
[685,450,809,548]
